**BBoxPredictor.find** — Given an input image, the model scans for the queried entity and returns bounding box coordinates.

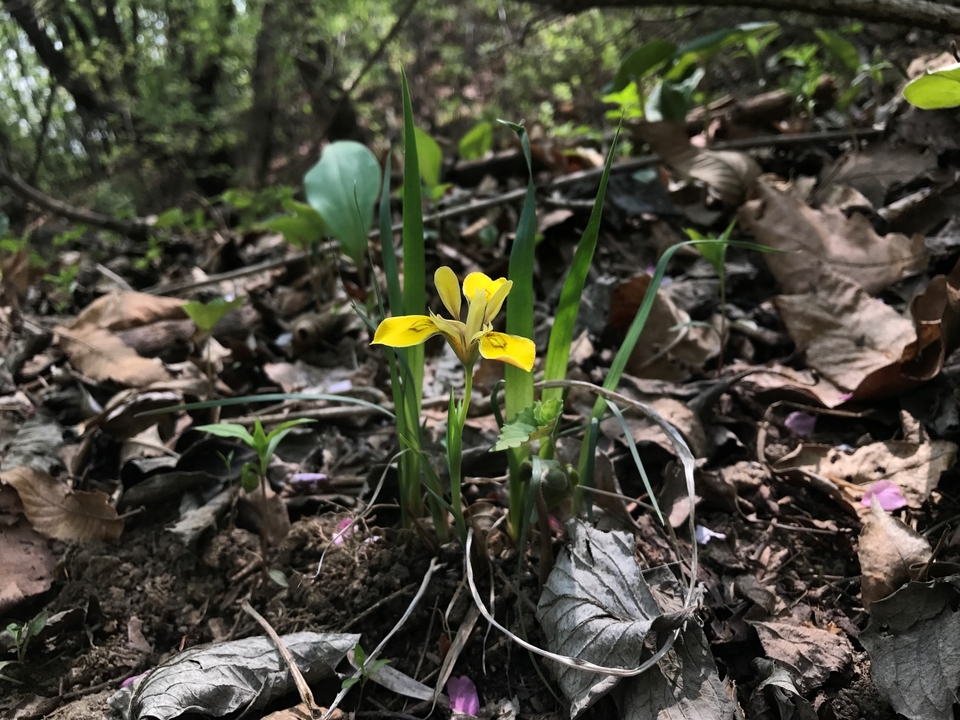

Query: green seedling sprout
[182,296,245,405]
[458,121,493,160]
[685,219,736,370]
[195,417,314,580]
[341,643,391,701]
[5,612,47,664]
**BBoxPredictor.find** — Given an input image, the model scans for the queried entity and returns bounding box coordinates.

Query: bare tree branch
[520,0,960,34]
[0,166,150,240]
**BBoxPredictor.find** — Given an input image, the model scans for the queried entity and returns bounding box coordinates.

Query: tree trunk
[245,0,281,189]
[520,0,960,34]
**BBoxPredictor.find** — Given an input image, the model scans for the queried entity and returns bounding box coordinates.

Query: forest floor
[3,15,960,720]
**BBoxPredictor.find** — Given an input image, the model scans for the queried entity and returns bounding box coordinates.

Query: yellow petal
[465,288,486,342]
[372,315,439,347]
[463,272,509,304]
[434,266,461,320]
[483,279,513,324]
[479,331,535,371]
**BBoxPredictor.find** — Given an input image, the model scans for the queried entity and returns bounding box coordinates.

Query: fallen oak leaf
[0,466,124,542]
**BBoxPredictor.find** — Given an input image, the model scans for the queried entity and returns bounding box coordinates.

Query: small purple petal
[122,671,149,688]
[291,473,328,483]
[838,392,854,402]
[784,411,816,437]
[327,380,353,393]
[695,525,726,544]
[447,675,480,715]
[862,480,907,511]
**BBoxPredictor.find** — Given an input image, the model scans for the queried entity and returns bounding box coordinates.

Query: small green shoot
[6,612,47,664]
[196,418,314,579]
[183,296,245,399]
[342,643,391,694]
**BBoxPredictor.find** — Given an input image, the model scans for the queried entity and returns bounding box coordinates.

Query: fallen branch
[522,0,960,34]
[0,166,150,240]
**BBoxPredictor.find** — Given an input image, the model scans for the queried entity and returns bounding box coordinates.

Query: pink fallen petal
[447,675,480,716]
[122,670,149,688]
[291,472,328,483]
[334,517,355,545]
[784,411,816,437]
[862,480,907,511]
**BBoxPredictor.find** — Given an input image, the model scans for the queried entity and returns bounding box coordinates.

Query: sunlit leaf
[414,127,443,188]
[195,422,254,446]
[458,121,493,160]
[182,296,244,332]
[903,63,960,109]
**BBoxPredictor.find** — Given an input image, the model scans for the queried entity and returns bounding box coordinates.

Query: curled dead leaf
[0,466,124,542]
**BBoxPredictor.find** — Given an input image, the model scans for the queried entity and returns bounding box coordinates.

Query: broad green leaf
[303,140,381,267]
[354,643,366,666]
[492,399,563,452]
[414,127,443,188]
[458,121,493,159]
[612,39,677,91]
[267,201,327,248]
[815,29,860,72]
[183,296,244,333]
[903,63,960,109]
[195,422,254,446]
[342,677,360,690]
[154,208,184,229]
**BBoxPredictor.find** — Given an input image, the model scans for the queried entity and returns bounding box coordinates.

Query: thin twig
[242,601,320,717]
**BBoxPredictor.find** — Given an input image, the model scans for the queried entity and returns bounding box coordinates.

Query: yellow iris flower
[372,266,535,371]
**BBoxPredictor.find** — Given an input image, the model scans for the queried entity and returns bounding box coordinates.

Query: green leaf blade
[303,141,382,267]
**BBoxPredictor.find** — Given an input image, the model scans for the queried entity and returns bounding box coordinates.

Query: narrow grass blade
[379,154,403,315]
[138,393,394,419]
[542,124,621,404]
[401,69,426,411]
[501,121,537,430]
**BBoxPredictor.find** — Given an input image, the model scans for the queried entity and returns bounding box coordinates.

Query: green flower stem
[446,368,472,542]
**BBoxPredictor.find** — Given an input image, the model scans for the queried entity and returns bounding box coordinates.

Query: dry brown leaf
[858,500,932,610]
[634,121,760,205]
[902,256,960,381]
[601,397,707,459]
[56,325,171,386]
[70,290,186,331]
[739,177,928,295]
[816,146,938,209]
[0,466,124,542]
[0,515,57,613]
[609,272,720,381]
[773,270,917,399]
[735,362,851,409]
[748,620,854,693]
[772,439,956,511]
[240,482,291,547]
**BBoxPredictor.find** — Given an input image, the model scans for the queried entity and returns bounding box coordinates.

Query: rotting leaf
[634,121,760,205]
[772,438,956,512]
[0,466,124,542]
[56,326,172,386]
[747,620,853,693]
[107,631,360,720]
[739,177,928,295]
[858,499,932,610]
[773,270,917,400]
[537,521,734,719]
[860,575,960,720]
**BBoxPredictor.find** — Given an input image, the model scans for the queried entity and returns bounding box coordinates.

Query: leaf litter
[7,28,960,720]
